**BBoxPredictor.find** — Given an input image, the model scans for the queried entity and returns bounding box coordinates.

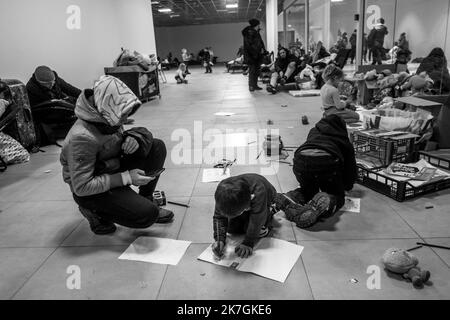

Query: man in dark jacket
[242,19,267,92]
[275,115,357,229]
[26,66,81,107]
[349,30,357,64]
[26,66,82,145]
[370,18,389,65]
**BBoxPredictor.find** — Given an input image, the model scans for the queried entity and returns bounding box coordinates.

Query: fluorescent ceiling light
[331,0,343,2]
[151,1,159,4]
[158,8,172,13]
[226,4,238,8]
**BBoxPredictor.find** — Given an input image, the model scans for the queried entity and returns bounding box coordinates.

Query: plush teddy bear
[382,247,431,288]
[364,69,378,81]
[400,71,434,95]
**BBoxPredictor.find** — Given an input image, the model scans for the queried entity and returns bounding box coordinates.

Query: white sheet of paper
[119,237,191,266]
[202,168,231,183]
[198,238,304,283]
[215,112,235,116]
[342,197,361,213]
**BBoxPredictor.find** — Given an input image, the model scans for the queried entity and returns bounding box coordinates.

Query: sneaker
[156,207,174,224]
[79,207,116,235]
[266,85,277,94]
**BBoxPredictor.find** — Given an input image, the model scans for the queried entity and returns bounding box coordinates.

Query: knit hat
[34,66,55,83]
[93,75,141,127]
[249,19,260,27]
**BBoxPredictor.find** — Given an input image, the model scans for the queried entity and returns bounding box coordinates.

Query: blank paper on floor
[198,238,304,283]
[119,237,191,266]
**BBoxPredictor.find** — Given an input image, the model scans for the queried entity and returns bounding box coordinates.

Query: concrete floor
[1,66,450,300]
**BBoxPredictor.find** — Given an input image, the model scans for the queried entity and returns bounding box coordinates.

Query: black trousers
[73,139,167,229]
[372,45,383,65]
[293,153,345,210]
[248,63,261,88]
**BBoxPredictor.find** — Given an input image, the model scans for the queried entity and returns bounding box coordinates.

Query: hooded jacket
[294,115,357,191]
[417,48,450,93]
[60,76,152,197]
[373,24,389,47]
[26,72,81,107]
[242,26,266,65]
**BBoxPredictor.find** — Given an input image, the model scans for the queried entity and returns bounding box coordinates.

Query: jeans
[293,153,346,210]
[248,64,261,88]
[73,139,167,228]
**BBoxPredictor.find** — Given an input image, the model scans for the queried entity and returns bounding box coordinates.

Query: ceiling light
[158,8,172,13]
[151,1,159,4]
[331,0,343,2]
[170,14,180,18]
[226,3,238,8]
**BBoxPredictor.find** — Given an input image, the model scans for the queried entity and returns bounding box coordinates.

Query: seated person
[26,66,81,107]
[60,75,173,235]
[275,115,357,228]
[320,64,360,124]
[212,174,277,259]
[416,47,450,94]
[266,47,297,94]
[175,63,188,84]
[312,41,330,64]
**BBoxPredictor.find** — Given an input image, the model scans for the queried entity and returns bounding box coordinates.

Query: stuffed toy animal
[377,96,394,109]
[364,69,378,81]
[400,71,434,95]
[298,65,317,82]
[382,247,431,288]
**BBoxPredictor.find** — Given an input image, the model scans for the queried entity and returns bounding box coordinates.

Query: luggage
[0,79,38,151]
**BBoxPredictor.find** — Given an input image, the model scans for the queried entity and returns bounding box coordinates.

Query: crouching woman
[60,75,173,235]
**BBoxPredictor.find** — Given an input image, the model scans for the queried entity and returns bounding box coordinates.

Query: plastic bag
[0,132,30,164]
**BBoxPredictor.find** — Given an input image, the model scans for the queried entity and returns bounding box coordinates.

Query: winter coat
[242,26,266,65]
[26,72,81,108]
[373,24,389,47]
[417,49,450,93]
[60,89,153,197]
[294,114,357,191]
[274,53,297,73]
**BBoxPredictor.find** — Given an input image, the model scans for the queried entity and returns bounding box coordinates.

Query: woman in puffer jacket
[60,75,174,235]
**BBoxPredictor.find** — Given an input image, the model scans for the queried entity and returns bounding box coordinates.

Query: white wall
[0,0,156,89]
[155,22,249,62]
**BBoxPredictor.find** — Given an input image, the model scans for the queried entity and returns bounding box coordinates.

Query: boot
[79,207,116,235]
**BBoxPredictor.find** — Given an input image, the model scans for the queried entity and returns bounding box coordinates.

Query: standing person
[398,32,409,51]
[370,18,389,65]
[363,33,368,63]
[242,19,267,92]
[201,47,212,73]
[349,30,357,64]
[181,48,191,74]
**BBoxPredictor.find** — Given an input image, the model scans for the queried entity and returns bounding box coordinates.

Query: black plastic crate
[356,165,450,202]
[419,150,450,171]
[353,131,416,166]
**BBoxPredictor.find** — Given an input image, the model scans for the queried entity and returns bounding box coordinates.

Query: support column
[283,8,288,47]
[324,0,331,49]
[305,0,310,52]
[266,0,278,54]
[356,0,366,67]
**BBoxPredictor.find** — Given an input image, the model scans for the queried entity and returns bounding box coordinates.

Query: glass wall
[278,0,450,61]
